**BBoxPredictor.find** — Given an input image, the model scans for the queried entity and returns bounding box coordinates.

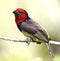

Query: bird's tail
[45,42,54,58]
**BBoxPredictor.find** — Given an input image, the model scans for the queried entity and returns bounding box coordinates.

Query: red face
[13,8,28,24]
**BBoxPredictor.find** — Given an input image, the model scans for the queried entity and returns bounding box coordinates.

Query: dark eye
[19,12,23,16]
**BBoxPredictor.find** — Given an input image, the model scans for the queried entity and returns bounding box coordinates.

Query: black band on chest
[17,23,22,31]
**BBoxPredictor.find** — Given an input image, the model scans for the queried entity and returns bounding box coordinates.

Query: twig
[0,36,32,45]
[49,40,60,45]
[0,36,30,42]
[0,36,60,45]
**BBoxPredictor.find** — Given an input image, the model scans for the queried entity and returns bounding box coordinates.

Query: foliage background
[0,0,60,61]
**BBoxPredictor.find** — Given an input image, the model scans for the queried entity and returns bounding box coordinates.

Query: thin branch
[0,36,29,42]
[0,36,32,45]
[0,36,60,45]
[49,40,60,45]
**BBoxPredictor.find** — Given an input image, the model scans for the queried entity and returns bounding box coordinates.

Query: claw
[26,37,32,45]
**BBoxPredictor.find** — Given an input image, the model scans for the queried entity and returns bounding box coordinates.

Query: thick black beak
[13,10,21,16]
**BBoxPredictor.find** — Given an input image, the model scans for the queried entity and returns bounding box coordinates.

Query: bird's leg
[25,37,32,45]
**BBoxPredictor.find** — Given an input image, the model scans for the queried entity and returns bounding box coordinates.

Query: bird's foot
[25,37,32,45]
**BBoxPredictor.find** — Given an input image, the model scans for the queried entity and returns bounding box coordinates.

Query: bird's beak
[13,10,21,16]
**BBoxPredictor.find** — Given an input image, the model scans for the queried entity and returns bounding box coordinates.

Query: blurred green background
[0,0,60,61]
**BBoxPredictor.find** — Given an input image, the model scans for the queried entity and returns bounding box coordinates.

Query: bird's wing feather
[33,31,48,42]
[20,19,50,42]
[20,20,37,34]
[31,20,51,40]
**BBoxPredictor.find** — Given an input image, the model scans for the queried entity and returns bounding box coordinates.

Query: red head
[13,8,28,24]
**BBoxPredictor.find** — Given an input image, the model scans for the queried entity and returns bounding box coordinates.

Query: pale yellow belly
[22,31,42,43]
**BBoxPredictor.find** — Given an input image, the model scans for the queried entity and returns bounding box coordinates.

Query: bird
[13,8,54,58]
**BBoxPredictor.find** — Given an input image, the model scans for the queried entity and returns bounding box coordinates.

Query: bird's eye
[18,12,26,16]
[19,12,25,16]
[19,12,23,16]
